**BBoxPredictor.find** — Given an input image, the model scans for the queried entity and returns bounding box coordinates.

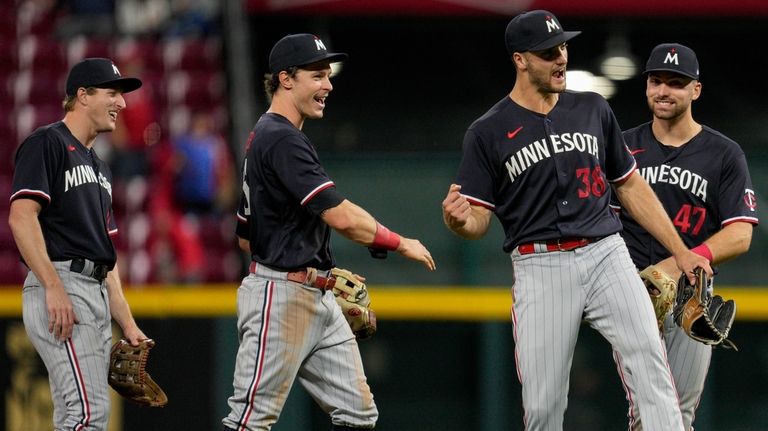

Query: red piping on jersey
[464,195,495,210]
[65,338,91,430]
[10,189,51,203]
[722,216,759,227]
[611,163,637,186]
[238,280,275,430]
[300,181,335,206]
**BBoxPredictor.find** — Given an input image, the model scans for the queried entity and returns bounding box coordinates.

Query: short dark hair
[62,87,98,112]
[263,66,298,101]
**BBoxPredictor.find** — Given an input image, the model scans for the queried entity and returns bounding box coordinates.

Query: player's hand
[442,184,471,229]
[674,250,713,284]
[122,327,149,347]
[655,256,682,280]
[45,283,79,341]
[397,237,436,271]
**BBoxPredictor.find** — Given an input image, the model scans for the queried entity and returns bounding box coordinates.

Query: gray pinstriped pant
[222,264,378,431]
[22,261,112,430]
[510,233,684,431]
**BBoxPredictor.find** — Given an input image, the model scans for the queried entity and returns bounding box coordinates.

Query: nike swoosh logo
[507,126,523,139]
[630,148,646,155]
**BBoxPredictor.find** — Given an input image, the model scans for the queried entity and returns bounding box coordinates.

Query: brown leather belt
[517,237,602,255]
[249,262,337,290]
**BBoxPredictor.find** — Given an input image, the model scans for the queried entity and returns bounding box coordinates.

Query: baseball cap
[505,10,581,54]
[65,58,143,97]
[643,43,699,80]
[269,33,348,74]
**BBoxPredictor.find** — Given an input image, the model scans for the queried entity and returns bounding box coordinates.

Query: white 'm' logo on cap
[112,64,121,76]
[315,39,326,51]
[546,17,560,33]
[664,52,679,65]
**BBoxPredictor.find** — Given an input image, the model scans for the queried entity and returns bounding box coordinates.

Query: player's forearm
[615,173,688,257]
[444,206,491,240]
[106,264,140,333]
[698,222,753,265]
[8,201,62,289]
[322,199,379,245]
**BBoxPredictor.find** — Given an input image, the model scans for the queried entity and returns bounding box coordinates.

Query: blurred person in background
[172,108,235,215]
[109,47,161,180]
[611,43,759,431]
[8,57,148,430]
[54,0,116,39]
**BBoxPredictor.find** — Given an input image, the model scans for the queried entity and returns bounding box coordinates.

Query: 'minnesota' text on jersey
[613,122,759,268]
[10,121,118,267]
[456,91,636,252]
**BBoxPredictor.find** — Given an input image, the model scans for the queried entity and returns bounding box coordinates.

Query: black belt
[70,258,110,282]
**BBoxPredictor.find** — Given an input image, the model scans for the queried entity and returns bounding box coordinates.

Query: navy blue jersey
[236,113,345,271]
[612,122,759,268]
[456,91,636,252]
[10,121,118,267]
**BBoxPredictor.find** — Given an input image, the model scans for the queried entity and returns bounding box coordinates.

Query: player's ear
[691,81,702,101]
[76,87,89,105]
[512,52,527,70]
[278,71,294,90]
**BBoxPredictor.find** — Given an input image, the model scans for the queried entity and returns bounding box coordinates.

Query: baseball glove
[330,268,377,340]
[108,339,168,407]
[673,268,737,350]
[639,265,677,330]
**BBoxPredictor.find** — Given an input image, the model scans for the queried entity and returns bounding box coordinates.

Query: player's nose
[115,93,127,110]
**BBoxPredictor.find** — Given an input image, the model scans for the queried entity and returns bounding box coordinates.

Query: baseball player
[8,58,148,430]
[611,43,759,430]
[222,34,435,431]
[441,11,712,431]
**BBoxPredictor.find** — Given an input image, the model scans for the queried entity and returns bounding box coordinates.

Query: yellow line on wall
[1,285,767,321]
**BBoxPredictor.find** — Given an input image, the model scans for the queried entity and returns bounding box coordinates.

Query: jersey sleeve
[601,101,636,184]
[10,132,61,207]
[718,150,759,226]
[455,129,496,209]
[270,135,344,215]
[235,158,251,239]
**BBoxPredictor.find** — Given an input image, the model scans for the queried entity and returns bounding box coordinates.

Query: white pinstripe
[511,234,684,431]
[22,261,112,431]
[619,313,712,431]
[223,266,377,430]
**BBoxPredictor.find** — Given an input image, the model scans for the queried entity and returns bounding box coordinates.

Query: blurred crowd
[1,0,245,286]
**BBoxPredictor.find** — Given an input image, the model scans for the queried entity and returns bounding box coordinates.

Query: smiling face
[521,43,569,93]
[646,71,701,121]
[85,87,126,133]
[288,60,334,121]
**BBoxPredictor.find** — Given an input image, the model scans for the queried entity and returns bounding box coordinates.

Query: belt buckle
[92,265,108,281]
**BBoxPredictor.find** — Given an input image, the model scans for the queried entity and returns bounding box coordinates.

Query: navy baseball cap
[644,43,700,80]
[505,10,581,55]
[269,34,347,74]
[66,58,142,96]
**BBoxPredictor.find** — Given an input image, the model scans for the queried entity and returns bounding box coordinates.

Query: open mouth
[314,95,326,108]
[553,69,565,80]
[109,111,118,121]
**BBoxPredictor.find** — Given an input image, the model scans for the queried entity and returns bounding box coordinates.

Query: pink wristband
[372,222,401,251]
[691,243,713,262]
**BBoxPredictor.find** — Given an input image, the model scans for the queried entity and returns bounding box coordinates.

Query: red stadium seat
[67,36,113,65]
[17,35,67,73]
[162,37,222,72]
